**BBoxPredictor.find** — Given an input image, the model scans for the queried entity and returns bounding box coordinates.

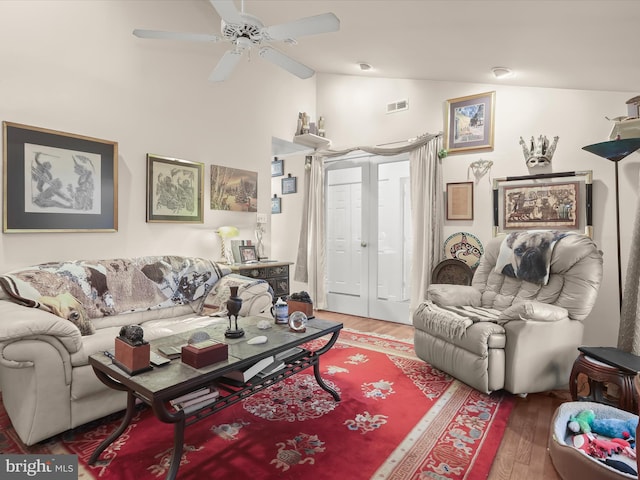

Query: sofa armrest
[427,284,482,307]
[0,301,82,353]
[204,274,273,316]
[499,301,569,322]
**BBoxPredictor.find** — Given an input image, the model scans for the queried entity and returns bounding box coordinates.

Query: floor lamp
[582,138,640,310]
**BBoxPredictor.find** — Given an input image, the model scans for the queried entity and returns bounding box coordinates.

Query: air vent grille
[386,99,409,114]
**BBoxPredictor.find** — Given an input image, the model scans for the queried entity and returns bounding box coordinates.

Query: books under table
[170,386,220,414]
[221,347,307,385]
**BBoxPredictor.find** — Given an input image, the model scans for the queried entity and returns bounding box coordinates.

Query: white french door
[325,154,412,324]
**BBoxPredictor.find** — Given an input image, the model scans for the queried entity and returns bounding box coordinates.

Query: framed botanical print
[282,174,297,194]
[271,158,284,177]
[146,154,204,223]
[445,91,495,154]
[271,194,281,214]
[3,121,118,232]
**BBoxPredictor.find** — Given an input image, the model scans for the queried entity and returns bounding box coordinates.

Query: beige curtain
[618,172,640,354]
[294,133,442,313]
[409,136,444,314]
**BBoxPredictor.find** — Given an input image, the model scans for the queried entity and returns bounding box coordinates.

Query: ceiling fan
[133,0,340,82]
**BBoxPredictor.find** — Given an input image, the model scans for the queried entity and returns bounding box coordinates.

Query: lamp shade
[216,226,239,239]
[582,138,640,162]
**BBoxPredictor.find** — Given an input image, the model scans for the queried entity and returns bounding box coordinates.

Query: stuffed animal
[592,416,638,441]
[567,409,638,441]
[568,409,595,434]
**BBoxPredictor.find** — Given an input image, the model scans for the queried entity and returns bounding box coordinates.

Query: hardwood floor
[316,310,568,480]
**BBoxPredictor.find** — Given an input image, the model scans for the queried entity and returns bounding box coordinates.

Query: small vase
[225,286,244,338]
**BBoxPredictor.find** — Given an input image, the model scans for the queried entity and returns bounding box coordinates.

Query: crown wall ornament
[519,135,559,167]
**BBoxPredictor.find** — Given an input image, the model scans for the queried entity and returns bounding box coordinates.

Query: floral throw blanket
[0,256,223,335]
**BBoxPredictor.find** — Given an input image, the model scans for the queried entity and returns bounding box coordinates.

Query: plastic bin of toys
[549,401,638,480]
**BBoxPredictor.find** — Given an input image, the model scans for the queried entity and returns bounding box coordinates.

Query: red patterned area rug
[0,329,514,479]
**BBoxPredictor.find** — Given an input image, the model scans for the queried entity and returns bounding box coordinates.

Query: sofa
[0,255,272,446]
[413,232,603,395]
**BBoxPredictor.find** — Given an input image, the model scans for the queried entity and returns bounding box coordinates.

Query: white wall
[292,73,635,347]
[0,1,315,269]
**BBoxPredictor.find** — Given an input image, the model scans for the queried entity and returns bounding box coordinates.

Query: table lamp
[582,137,640,310]
[216,226,239,264]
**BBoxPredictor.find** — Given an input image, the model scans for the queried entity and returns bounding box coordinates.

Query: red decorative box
[181,340,228,369]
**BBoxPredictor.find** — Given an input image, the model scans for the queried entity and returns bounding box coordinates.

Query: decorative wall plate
[443,232,484,268]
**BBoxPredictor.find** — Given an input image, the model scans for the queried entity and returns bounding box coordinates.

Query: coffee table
[88,316,342,479]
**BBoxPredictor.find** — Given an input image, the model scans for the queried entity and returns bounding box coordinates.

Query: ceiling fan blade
[133,29,221,43]
[259,46,314,79]
[209,0,244,25]
[265,12,340,41]
[209,49,243,82]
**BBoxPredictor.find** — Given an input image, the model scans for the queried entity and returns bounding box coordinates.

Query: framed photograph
[146,154,204,223]
[210,164,257,212]
[445,91,495,154]
[492,170,593,237]
[282,174,297,194]
[3,121,118,233]
[271,158,284,177]
[446,182,474,220]
[271,194,281,214]
[238,245,257,263]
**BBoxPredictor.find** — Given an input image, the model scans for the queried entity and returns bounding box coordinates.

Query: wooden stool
[569,353,637,413]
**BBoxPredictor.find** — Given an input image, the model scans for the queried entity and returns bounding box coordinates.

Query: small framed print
[446,182,473,220]
[271,194,281,214]
[282,174,297,194]
[239,245,257,263]
[147,154,204,223]
[445,91,495,154]
[271,158,284,177]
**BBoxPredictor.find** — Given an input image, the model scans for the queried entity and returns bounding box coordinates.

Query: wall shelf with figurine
[292,133,331,149]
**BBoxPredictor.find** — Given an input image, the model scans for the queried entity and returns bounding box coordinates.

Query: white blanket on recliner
[415,301,503,339]
[415,301,474,339]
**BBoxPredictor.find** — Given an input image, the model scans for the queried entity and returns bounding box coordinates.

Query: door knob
[361,242,367,247]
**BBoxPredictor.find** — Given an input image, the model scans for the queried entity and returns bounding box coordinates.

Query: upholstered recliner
[413,232,603,395]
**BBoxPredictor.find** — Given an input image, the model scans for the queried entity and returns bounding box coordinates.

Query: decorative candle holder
[225,286,244,338]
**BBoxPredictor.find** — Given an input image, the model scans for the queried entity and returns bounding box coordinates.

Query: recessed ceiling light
[492,67,513,79]
[358,62,372,71]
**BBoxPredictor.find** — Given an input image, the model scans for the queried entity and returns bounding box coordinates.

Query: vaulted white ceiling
[205,0,639,94]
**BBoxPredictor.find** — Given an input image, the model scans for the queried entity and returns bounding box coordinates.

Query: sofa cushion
[0,256,224,335]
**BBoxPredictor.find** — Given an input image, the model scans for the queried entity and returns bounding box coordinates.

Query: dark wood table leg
[89,370,136,465]
[152,399,187,480]
[311,330,341,401]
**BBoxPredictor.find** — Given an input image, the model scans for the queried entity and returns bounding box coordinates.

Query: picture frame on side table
[2,121,118,233]
[271,194,281,214]
[239,245,258,263]
[271,158,284,177]
[282,174,297,194]
[146,154,204,223]
[492,170,593,237]
[446,182,474,220]
[445,91,495,154]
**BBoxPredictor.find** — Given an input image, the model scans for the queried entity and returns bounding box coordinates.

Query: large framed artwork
[445,91,495,154]
[210,165,258,212]
[3,121,118,233]
[146,154,204,223]
[492,170,593,237]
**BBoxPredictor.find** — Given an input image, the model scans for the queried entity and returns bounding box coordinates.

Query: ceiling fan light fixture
[358,62,372,71]
[492,67,513,79]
